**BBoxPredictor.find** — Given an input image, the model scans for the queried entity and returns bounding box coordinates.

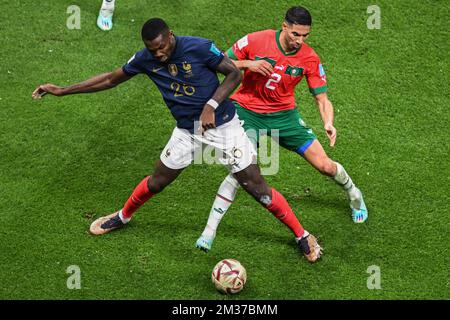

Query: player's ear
[167,30,175,42]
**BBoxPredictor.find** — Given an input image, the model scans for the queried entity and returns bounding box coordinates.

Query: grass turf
[0,0,448,299]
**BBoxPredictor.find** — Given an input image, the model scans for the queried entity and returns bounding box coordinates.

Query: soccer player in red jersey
[197,6,368,252]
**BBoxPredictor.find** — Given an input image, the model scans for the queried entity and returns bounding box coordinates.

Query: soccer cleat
[297,234,322,263]
[196,235,214,253]
[350,191,368,223]
[97,10,114,31]
[89,212,125,235]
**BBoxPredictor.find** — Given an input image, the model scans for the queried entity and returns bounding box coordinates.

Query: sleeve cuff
[122,65,136,76]
[309,86,328,95]
[226,48,238,60]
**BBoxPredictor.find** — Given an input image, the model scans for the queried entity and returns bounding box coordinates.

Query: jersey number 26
[171,82,196,97]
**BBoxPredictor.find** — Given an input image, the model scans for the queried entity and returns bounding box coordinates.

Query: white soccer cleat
[196,235,214,253]
[97,5,114,31]
[349,188,368,223]
[89,212,125,235]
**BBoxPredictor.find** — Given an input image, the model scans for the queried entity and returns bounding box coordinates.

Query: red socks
[121,178,303,239]
[122,176,154,219]
[266,188,305,238]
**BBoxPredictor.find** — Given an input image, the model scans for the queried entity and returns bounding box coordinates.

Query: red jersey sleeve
[305,56,328,95]
[226,34,251,60]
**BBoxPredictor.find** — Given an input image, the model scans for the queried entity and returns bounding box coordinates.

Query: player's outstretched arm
[224,52,273,77]
[315,92,336,147]
[234,60,274,77]
[199,56,242,132]
[32,67,133,100]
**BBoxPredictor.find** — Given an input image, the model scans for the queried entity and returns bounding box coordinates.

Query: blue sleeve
[199,40,225,70]
[122,52,144,76]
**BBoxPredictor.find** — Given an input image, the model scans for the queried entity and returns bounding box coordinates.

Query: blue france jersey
[122,36,236,132]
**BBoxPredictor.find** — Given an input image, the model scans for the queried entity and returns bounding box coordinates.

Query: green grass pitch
[0,0,448,300]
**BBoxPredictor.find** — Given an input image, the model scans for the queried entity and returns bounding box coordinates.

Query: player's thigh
[302,140,335,176]
[204,115,257,174]
[234,102,265,148]
[233,163,271,200]
[277,110,317,155]
[149,160,184,193]
[160,127,196,171]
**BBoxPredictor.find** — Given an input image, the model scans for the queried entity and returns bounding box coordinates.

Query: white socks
[295,230,310,243]
[101,0,115,15]
[200,163,362,241]
[201,174,240,239]
[118,209,131,224]
[333,162,361,209]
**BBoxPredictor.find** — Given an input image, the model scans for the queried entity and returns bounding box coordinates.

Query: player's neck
[279,30,300,55]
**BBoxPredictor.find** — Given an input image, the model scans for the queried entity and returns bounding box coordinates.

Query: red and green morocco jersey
[227,29,328,113]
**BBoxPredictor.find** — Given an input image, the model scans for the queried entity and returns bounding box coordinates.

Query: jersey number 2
[265,73,281,90]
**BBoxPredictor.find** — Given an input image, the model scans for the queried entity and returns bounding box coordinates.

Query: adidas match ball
[211,259,247,294]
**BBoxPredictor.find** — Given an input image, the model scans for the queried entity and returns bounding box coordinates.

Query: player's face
[144,31,176,63]
[282,22,311,51]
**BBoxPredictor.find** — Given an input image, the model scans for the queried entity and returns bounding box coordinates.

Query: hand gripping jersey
[123,36,235,132]
[227,29,327,113]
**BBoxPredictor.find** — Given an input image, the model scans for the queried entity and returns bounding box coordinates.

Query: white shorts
[160,115,256,173]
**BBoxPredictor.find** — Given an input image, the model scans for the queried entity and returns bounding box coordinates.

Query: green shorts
[234,102,317,155]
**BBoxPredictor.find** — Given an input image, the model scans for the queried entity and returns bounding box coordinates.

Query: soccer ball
[211,259,247,294]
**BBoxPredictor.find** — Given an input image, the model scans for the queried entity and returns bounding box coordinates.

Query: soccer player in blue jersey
[32,18,322,262]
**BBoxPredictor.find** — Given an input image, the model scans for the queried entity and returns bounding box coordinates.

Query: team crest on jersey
[285,65,304,77]
[168,64,178,77]
[182,61,193,78]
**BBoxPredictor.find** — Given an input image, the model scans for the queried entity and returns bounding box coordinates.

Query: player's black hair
[141,18,169,41]
[285,6,312,26]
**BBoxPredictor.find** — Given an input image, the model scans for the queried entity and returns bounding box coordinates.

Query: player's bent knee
[237,179,257,197]
[255,186,272,206]
[240,179,271,203]
[226,174,240,189]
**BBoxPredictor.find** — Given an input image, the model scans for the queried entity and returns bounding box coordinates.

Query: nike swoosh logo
[153,67,164,72]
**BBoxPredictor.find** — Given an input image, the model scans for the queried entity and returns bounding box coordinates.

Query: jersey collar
[276,30,300,56]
